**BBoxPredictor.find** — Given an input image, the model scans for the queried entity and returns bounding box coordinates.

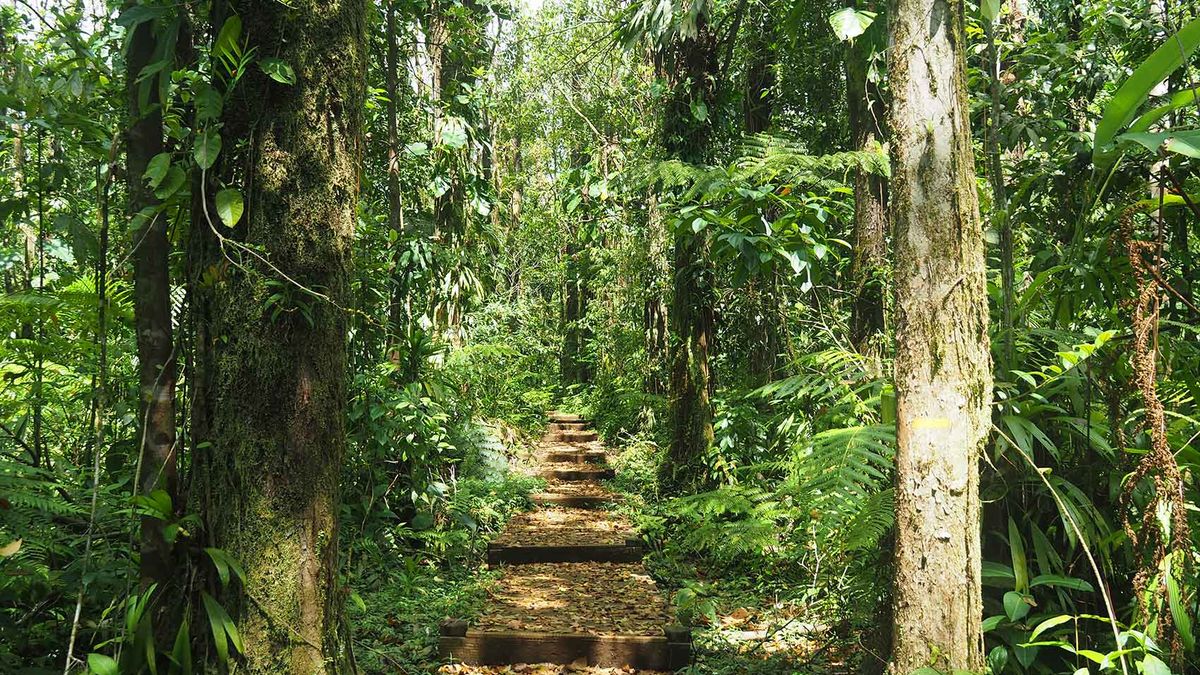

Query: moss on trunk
[190,1,367,672]
[886,0,992,671]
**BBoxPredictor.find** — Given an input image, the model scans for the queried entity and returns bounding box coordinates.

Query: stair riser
[486,544,643,564]
[540,468,614,482]
[439,631,690,670]
[530,494,614,508]
[542,451,606,463]
[545,432,599,442]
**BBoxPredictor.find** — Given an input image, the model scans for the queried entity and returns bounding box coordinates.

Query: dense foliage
[0,0,1197,673]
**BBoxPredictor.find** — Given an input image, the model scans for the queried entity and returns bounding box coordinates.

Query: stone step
[439,623,691,670]
[547,411,584,422]
[486,540,643,564]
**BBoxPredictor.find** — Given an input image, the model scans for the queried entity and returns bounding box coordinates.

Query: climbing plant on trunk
[886,0,992,670]
[189,1,368,671]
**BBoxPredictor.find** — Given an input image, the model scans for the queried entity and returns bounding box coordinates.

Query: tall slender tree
[191,1,368,670]
[886,0,992,670]
[845,1,888,354]
[125,5,177,591]
[659,14,720,491]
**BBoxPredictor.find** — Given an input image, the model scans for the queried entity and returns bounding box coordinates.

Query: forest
[1,0,1199,673]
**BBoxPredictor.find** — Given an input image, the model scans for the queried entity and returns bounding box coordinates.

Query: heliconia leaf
[1116,130,1200,159]
[1094,15,1200,165]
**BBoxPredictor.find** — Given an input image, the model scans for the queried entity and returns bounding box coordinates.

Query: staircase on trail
[439,412,691,671]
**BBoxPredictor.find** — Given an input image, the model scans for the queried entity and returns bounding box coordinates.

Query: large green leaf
[828,7,876,43]
[1116,130,1200,159]
[1094,15,1200,164]
[215,188,244,229]
[194,128,222,170]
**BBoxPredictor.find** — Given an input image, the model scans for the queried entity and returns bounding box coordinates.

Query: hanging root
[1118,210,1192,657]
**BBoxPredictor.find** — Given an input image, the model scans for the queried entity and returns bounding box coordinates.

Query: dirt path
[438,413,690,673]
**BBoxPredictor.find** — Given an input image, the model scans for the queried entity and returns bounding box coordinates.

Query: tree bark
[887,0,992,671]
[192,1,367,671]
[126,4,179,593]
[846,12,888,354]
[659,18,719,491]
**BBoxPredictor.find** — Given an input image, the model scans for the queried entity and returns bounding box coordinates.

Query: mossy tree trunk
[886,0,992,671]
[659,18,719,492]
[191,1,367,672]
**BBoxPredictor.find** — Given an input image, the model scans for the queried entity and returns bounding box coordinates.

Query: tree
[655,9,721,491]
[886,0,992,670]
[190,1,368,670]
[125,3,178,595]
[845,2,888,354]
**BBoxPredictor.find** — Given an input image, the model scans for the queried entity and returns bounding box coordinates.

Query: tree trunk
[192,1,367,671]
[385,0,407,356]
[126,5,179,594]
[643,194,669,395]
[846,10,888,353]
[659,18,719,491]
[986,12,1015,369]
[887,0,992,671]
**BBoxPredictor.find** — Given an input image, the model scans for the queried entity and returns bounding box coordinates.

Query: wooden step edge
[486,541,643,564]
[542,450,607,464]
[544,432,600,442]
[438,624,692,670]
[530,493,616,507]
[539,468,615,482]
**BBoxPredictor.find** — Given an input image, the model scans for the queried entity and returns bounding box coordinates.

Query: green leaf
[213,16,243,64]
[1166,559,1195,652]
[87,653,118,675]
[1029,614,1074,641]
[980,0,1002,23]
[441,118,468,149]
[1094,15,1200,164]
[1116,130,1200,159]
[690,99,708,122]
[116,5,168,28]
[1004,590,1032,622]
[259,57,297,85]
[144,152,171,188]
[196,85,223,123]
[215,188,244,228]
[194,128,222,170]
[828,7,876,42]
[201,592,242,663]
[1129,89,1200,133]
[1030,574,1093,592]
[1008,517,1029,592]
[171,618,193,675]
[1142,654,1172,675]
[154,166,186,200]
[982,614,1006,632]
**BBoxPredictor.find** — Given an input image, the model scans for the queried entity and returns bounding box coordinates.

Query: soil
[474,562,673,636]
